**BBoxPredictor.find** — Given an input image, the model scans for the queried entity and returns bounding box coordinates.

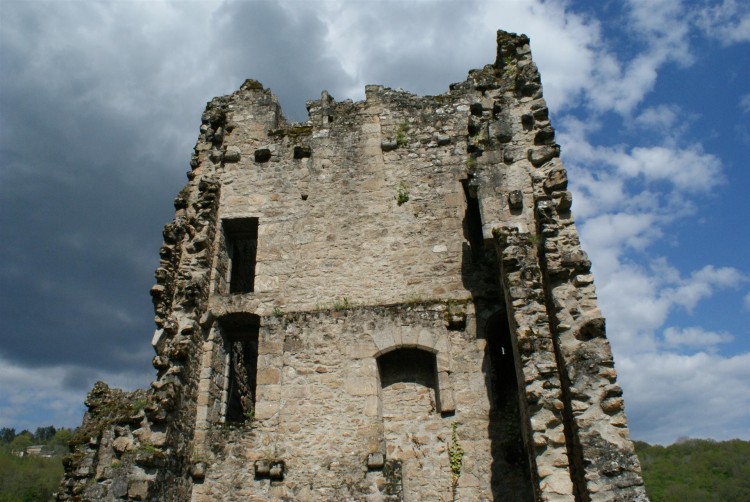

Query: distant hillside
[635,438,750,501]
[0,427,69,501]
[0,427,747,501]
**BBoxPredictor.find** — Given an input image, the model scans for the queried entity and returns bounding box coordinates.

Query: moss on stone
[268,125,313,138]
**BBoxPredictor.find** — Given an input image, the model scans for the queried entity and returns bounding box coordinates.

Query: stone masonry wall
[59,31,647,502]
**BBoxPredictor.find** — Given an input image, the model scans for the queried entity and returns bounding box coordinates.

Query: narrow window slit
[486,311,519,408]
[223,218,258,294]
[461,179,485,262]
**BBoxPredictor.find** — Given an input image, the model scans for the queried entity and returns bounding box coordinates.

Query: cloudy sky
[1,0,748,445]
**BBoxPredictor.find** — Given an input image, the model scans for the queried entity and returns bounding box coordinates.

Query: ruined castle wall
[58,31,647,502]
[208,86,478,315]
[189,304,536,501]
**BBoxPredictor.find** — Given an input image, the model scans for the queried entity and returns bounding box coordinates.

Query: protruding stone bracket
[254,459,285,481]
[254,148,271,163]
[367,452,385,470]
[190,461,207,481]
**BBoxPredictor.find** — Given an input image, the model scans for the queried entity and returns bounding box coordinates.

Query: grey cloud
[0,1,211,383]
[0,0,353,390]
[210,0,356,120]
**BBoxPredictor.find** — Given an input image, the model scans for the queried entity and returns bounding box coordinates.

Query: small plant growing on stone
[131,398,148,412]
[504,55,518,76]
[137,443,158,455]
[405,293,425,305]
[448,422,464,488]
[243,409,255,423]
[395,183,410,206]
[332,297,351,311]
[272,306,283,317]
[395,122,410,147]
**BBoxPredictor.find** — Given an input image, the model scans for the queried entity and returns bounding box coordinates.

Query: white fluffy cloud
[0,356,150,431]
[663,326,733,348]
[695,0,750,44]
[619,351,750,443]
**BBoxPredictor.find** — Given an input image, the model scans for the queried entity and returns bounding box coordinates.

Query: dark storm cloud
[0,0,506,419]
[0,0,355,392]
[0,1,207,383]
[211,0,356,120]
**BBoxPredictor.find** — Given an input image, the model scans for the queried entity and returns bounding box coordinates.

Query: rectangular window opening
[461,179,485,262]
[222,318,259,423]
[223,218,258,294]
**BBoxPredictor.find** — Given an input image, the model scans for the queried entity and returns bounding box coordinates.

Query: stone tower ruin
[58,31,647,501]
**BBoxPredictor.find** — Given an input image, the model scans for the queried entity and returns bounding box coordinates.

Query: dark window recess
[378,348,444,412]
[293,146,311,159]
[254,148,271,162]
[378,348,437,390]
[484,309,534,499]
[223,315,259,423]
[461,179,485,262]
[486,311,519,409]
[223,218,258,294]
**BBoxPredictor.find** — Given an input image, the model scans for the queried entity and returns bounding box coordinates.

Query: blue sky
[1,0,748,445]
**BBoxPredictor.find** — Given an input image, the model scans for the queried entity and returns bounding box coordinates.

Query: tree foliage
[0,426,71,501]
[635,438,750,502]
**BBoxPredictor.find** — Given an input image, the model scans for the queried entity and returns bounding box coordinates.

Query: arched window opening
[220,314,260,423]
[378,348,437,388]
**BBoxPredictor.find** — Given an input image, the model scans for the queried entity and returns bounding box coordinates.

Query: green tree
[34,426,56,444]
[635,438,750,502]
[8,432,33,453]
[0,449,63,501]
[0,428,15,444]
[48,428,73,455]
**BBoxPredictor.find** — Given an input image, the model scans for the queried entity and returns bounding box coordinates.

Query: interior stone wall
[189,304,531,502]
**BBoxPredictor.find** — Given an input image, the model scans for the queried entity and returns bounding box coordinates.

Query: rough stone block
[256,367,281,385]
[345,377,377,396]
[224,146,241,162]
[127,480,150,501]
[367,452,385,470]
[254,402,277,420]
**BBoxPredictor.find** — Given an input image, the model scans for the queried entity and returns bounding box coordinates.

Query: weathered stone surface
[509,189,524,210]
[223,146,241,162]
[58,30,646,502]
